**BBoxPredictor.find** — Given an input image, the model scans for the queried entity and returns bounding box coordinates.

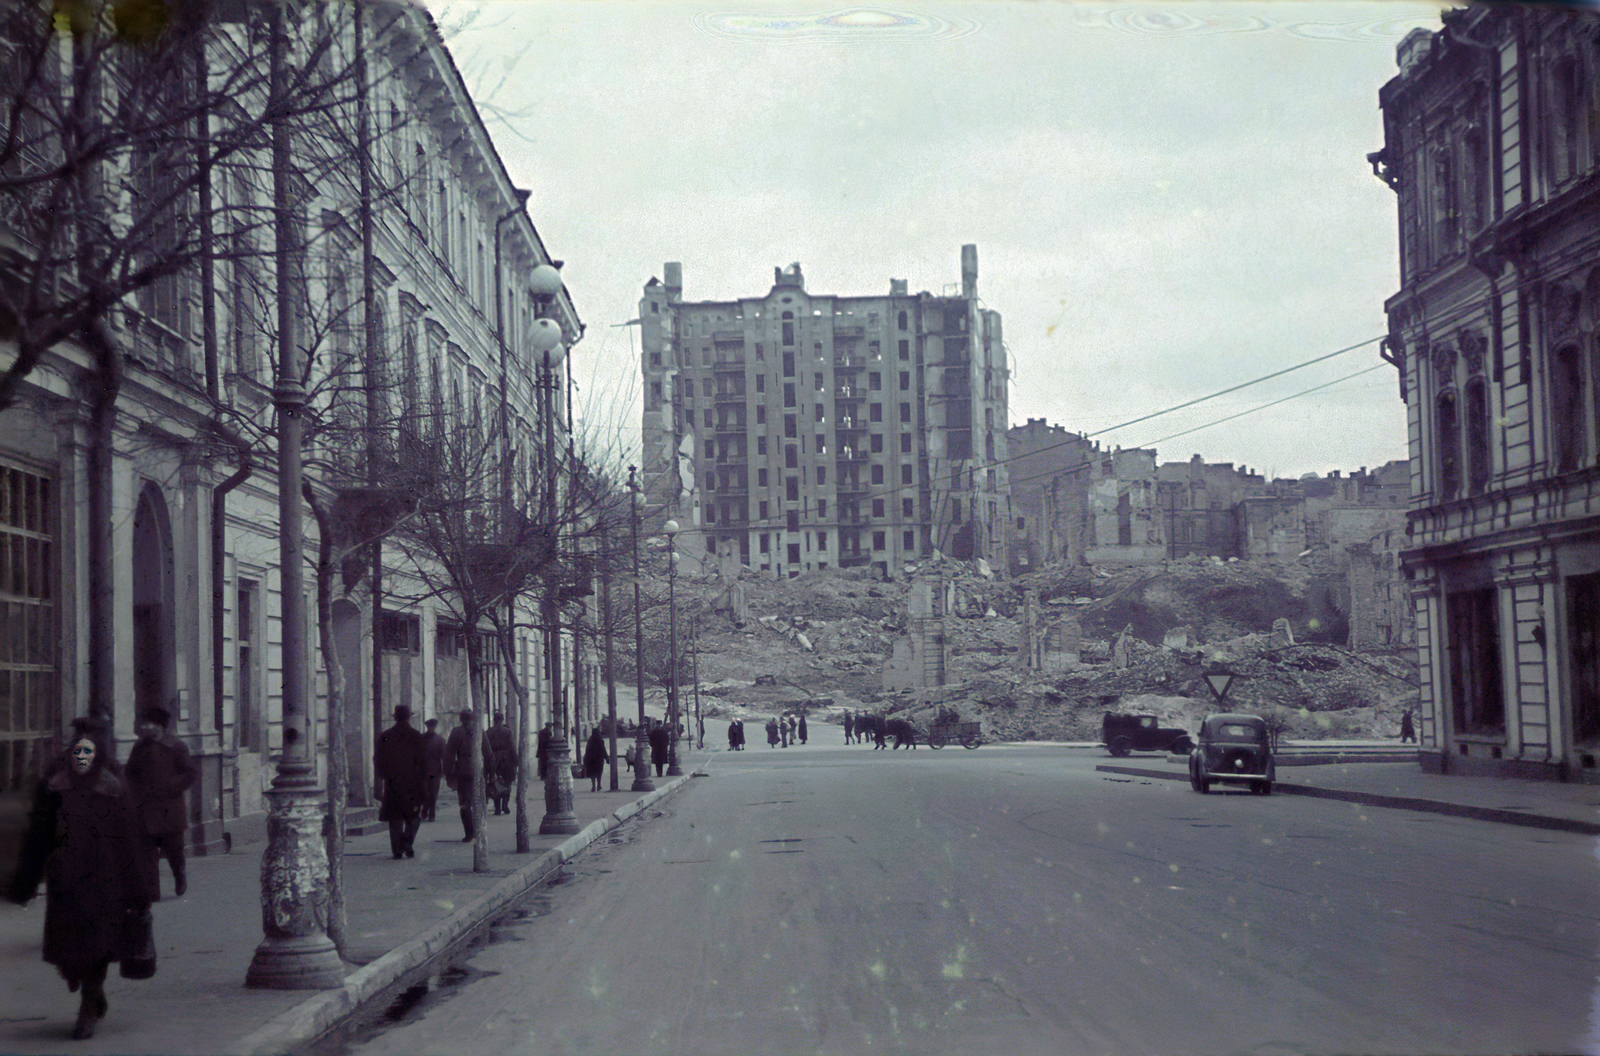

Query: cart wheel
[1109,736,1132,757]
[961,733,981,749]
[928,735,945,749]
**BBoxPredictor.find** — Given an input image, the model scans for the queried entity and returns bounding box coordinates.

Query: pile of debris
[630,552,1418,746]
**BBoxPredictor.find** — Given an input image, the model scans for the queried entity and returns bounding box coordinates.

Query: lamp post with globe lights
[530,263,579,836]
[664,518,683,777]
[628,467,654,793]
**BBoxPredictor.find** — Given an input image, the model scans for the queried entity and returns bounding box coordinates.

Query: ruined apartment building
[639,247,1010,578]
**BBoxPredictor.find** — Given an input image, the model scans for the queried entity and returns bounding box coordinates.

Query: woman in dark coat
[7,716,157,1039]
[583,726,609,792]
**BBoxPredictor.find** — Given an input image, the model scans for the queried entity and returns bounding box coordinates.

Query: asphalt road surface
[324,744,1600,1056]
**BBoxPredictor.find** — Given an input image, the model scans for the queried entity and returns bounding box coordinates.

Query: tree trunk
[465,622,489,872]
[304,485,348,955]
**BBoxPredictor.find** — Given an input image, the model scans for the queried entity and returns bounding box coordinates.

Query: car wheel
[1258,780,1272,796]
[1170,735,1193,755]
[1188,758,1202,792]
[1110,736,1132,757]
[1197,775,1210,794]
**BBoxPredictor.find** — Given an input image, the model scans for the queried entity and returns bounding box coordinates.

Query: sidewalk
[1097,749,1600,835]
[0,757,700,1056]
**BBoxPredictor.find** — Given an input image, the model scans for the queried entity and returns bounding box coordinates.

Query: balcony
[836,447,868,464]
[713,356,745,372]
[714,389,747,404]
[834,356,866,370]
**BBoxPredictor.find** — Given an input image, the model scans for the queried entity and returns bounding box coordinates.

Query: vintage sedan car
[1188,713,1275,795]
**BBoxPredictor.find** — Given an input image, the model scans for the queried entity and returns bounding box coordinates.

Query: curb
[226,775,693,1056]
[1094,764,1600,837]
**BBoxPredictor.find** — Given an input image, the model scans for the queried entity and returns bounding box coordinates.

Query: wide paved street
[322,744,1600,1056]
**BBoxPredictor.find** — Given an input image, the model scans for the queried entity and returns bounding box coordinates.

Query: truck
[1100,712,1193,757]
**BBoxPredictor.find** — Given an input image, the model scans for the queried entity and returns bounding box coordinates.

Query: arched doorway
[132,483,175,727]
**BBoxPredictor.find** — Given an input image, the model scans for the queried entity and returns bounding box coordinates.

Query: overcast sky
[430,0,1445,482]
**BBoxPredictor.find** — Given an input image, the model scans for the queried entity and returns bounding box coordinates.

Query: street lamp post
[664,519,683,777]
[530,264,578,836]
[246,3,344,989]
[628,467,653,793]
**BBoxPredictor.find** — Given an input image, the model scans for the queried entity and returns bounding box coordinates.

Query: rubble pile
[630,552,1418,745]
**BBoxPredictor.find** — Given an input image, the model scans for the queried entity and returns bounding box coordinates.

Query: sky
[430,0,1446,482]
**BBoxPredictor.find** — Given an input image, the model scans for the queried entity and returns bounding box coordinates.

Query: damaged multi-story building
[1370,4,1600,780]
[639,246,1009,578]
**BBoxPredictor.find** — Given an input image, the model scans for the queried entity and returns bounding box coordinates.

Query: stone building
[1371,4,1600,779]
[640,247,1010,579]
[0,1,589,849]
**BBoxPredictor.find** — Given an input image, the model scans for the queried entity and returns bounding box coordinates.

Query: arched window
[1552,343,1585,473]
[1465,378,1491,493]
[897,310,908,330]
[1436,389,1460,498]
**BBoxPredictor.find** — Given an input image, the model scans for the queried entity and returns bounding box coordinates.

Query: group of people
[761,712,807,748]
[7,707,198,1039]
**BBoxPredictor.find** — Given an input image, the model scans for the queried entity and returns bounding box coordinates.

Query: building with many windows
[1371,4,1600,779]
[639,247,1009,578]
[0,0,590,851]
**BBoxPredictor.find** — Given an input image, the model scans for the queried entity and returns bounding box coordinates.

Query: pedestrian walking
[736,719,747,750]
[766,718,780,747]
[487,712,517,815]
[584,726,609,792]
[787,714,798,745]
[843,709,855,745]
[7,716,158,1040]
[375,705,428,859]
[649,720,669,777]
[421,718,444,821]
[443,710,493,841]
[124,704,197,899]
[1400,708,1417,743]
[536,721,553,781]
[798,713,808,745]
[728,720,739,752]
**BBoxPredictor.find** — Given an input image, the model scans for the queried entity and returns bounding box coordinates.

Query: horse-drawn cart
[927,721,983,749]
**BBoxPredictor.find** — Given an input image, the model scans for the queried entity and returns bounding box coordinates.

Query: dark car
[1188,713,1275,795]
[1101,712,1193,757]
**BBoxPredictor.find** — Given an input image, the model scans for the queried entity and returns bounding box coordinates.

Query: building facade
[639,247,1009,579]
[0,0,590,852]
[1372,5,1600,779]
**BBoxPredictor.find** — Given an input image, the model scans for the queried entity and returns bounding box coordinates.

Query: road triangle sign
[1204,671,1235,702]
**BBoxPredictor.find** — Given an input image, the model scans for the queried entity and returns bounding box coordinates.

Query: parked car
[1101,712,1193,757]
[1188,713,1275,795]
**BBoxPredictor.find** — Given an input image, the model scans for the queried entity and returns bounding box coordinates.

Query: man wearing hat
[125,704,198,897]
[442,709,494,841]
[375,705,428,859]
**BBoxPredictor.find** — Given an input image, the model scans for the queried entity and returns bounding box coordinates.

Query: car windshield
[1212,723,1262,741]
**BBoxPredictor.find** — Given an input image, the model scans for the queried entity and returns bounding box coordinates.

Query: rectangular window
[870,372,882,390]
[898,339,910,360]
[871,434,884,453]
[900,402,911,423]
[756,405,766,425]
[903,498,914,518]
[814,372,824,391]
[903,530,915,550]
[817,531,828,550]
[899,371,910,391]
[785,415,797,438]
[873,499,885,517]
[786,446,798,468]
[816,466,827,485]
[759,533,770,553]
[787,510,800,531]
[902,465,913,485]
[872,465,884,485]
[816,433,826,455]
[870,403,883,422]
[901,433,911,453]
[783,351,795,377]
[705,410,713,428]
[755,375,765,394]
[237,579,259,748]
[818,499,827,517]
[787,542,801,564]
[757,468,768,487]
[756,342,765,359]
[815,403,825,423]
[873,531,885,550]
[759,501,769,520]
[952,499,962,523]
[757,436,767,455]
[784,383,796,407]
[786,477,799,501]
[706,470,716,491]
